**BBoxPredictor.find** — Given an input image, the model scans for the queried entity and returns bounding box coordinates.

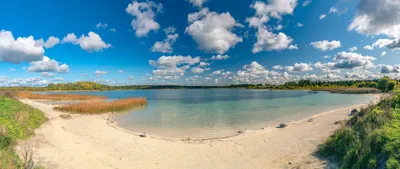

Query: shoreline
[15,95,379,169]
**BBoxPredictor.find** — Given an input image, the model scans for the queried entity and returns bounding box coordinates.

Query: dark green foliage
[319,91,400,169]
[0,77,397,92]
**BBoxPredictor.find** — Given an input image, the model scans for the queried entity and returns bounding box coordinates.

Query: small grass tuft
[54,98,147,114]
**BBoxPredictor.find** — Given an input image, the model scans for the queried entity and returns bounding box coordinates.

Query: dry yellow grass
[12,92,107,101]
[54,98,147,114]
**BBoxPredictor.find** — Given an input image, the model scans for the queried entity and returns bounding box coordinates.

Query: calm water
[50,89,375,138]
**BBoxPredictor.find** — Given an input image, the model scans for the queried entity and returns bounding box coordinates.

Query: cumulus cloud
[297,22,303,27]
[381,51,387,56]
[151,27,179,53]
[62,32,111,52]
[285,63,313,72]
[210,54,230,61]
[149,55,200,68]
[332,51,376,69]
[249,0,297,20]
[234,61,270,83]
[191,67,205,74]
[348,0,400,38]
[94,70,107,77]
[310,40,341,51]
[126,1,163,37]
[372,39,393,48]
[319,14,326,20]
[28,56,70,73]
[0,30,44,64]
[349,46,358,52]
[381,65,400,74]
[189,0,207,7]
[252,27,295,53]
[185,8,243,54]
[37,36,60,49]
[363,45,373,50]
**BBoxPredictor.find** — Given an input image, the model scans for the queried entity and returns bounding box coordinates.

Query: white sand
[16,99,375,169]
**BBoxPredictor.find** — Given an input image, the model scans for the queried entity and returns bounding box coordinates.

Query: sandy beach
[15,98,376,169]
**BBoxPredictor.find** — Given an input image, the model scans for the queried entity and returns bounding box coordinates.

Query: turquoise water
[51,89,376,138]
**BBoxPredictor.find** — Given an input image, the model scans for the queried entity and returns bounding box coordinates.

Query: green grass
[0,95,48,169]
[318,91,400,169]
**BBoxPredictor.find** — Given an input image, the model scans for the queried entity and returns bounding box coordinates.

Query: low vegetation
[54,98,147,114]
[12,92,106,101]
[318,90,400,168]
[0,94,48,169]
[0,77,397,93]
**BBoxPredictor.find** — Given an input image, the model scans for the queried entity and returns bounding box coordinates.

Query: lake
[50,89,375,139]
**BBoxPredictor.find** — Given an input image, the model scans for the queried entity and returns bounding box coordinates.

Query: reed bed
[54,98,147,114]
[12,92,107,101]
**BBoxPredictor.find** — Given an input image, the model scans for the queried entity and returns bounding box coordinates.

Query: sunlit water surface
[48,89,375,139]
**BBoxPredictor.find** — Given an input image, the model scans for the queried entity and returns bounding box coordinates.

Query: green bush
[0,95,48,168]
[318,92,400,169]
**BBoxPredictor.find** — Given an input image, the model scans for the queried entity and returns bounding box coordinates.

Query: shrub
[12,92,107,101]
[318,92,400,168]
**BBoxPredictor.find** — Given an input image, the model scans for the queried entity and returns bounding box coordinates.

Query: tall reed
[54,98,147,114]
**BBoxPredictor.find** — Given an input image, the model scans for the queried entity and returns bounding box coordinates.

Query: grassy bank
[318,91,400,168]
[54,98,147,114]
[11,92,106,101]
[0,95,48,169]
[315,87,381,94]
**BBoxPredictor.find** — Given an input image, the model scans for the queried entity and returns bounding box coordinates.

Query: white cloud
[285,63,313,72]
[94,70,107,77]
[234,61,270,83]
[9,68,16,72]
[189,0,207,7]
[302,0,311,7]
[363,45,374,50]
[150,55,200,68]
[199,61,210,67]
[372,39,393,48]
[252,27,295,53]
[210,54,230,61]
[96,23,108,29]
[348,0,400,38]
[118,70,124,73]
[319,14,326,20]
[297,22,303,27]
[126,1,163,37]
[62,33,78,44]
[322,55,331,59]
[185,8,243,54]
[40,72,54,77]
[151,27,179,53]
[332,51,376,69]
[250,0,298,20]
[310,40,341,51]
[191,67,205,74]
[349,46,357,52]
[62,32,111,52]
[42,36,60,48]
[381,51,387,56]
[0,30,45,64]
[246,15,269,28]
[28,56,69,73]
[381,64,400,74]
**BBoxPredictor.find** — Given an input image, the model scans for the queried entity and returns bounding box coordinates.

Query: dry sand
[16,98,376,169]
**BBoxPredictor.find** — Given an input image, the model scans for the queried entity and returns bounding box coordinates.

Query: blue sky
[0,0,399,86]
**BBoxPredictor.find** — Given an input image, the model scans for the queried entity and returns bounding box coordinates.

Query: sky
[0,0,400,86]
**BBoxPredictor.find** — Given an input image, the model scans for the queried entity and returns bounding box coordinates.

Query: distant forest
[0,76,397,93]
